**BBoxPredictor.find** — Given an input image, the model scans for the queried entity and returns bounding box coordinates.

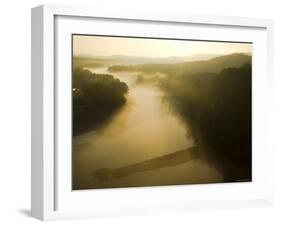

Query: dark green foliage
[73,68,128,135]
[161,63,252,181]
[197,64,252,181]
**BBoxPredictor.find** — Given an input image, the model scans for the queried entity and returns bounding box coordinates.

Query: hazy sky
[73,35,252,57]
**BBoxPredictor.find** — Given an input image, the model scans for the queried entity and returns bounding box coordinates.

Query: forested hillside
[108,53,251,75]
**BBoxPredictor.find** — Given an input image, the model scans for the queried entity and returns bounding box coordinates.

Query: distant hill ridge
[108,53,252,75]
[207,53,251,65]
[74,53,221,65]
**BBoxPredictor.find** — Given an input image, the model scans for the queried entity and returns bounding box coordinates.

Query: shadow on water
[93,146,199,181]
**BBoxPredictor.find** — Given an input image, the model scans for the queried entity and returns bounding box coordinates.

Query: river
[73,67,222,189]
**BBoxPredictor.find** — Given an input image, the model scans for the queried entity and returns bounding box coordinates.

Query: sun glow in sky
[73,35,252,58]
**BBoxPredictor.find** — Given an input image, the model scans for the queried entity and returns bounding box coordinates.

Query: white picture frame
[31,4,274,221]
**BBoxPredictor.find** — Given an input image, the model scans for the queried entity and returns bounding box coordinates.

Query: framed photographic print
[31,4,274,221]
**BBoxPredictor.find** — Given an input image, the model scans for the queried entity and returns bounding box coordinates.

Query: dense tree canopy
[73,68,128,135]
[160,63,252,181]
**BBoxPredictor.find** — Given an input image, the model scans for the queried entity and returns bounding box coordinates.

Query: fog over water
[73,67,223,189]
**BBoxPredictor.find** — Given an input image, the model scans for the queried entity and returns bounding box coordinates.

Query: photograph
[72,35,252,190]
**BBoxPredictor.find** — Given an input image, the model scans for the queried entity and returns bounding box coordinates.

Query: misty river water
[73,68,223,189]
